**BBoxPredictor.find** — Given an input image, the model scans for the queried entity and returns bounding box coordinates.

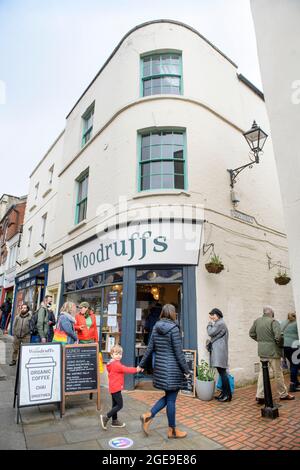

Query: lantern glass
[243,121,268,152]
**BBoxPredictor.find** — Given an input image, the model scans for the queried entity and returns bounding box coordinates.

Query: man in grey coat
[249,305,295,404]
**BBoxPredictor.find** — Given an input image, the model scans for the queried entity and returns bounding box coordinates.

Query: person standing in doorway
[139,304,190,439]
[281,312,300,392]
[207,308,231,402]
[249,305,295,404]
[75,302,98,344]
[0,298,12,333]
[9,304,31,366]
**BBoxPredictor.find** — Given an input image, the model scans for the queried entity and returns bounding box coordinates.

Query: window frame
[49,165,54,185]
[81,103,95,147]
[41,213,47,244]
[138,129,187,192]
[27,226,33,248]
[75,169,89,225]
[140,52,183,97]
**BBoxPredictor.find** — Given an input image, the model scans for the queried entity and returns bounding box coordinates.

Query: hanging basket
[274,276,291,285]
[205,263,224,274]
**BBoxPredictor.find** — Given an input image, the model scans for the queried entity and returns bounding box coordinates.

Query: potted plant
[195,360,215,401]
[205,254,224,274]
[274,270,291,285]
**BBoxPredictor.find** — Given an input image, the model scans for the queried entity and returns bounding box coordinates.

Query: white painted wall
[251,0,300,336]
[17,133,64,273]
[18,20,295,383]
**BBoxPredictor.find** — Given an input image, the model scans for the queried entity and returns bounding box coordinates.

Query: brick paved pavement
[128,379,300,450]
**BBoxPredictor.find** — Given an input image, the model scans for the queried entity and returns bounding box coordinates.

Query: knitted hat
[79,302,90,309]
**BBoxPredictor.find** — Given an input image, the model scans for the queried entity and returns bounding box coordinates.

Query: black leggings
[217,367,231,397]
[107,391,123,420]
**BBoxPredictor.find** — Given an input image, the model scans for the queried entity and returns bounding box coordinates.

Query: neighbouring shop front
[63,220,203,390]
[13,263,48,320]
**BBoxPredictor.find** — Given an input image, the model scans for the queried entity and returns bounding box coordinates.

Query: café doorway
[135,280,182,389]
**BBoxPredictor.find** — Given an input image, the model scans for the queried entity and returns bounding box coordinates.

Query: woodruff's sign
[63,221,202,282]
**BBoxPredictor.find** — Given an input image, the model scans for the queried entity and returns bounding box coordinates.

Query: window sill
[20,258,29,265]
[132,190,191,200]
[42,188,52,198]
[34,248,44,257]
[29,204,37,212]
[68,219,87,235]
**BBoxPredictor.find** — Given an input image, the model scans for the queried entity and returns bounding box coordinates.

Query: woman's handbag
[206,340,212,353]
[52,319,68,345]
[216,373,235,394]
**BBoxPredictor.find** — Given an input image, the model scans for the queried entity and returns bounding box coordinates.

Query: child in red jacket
[100,344,142,429]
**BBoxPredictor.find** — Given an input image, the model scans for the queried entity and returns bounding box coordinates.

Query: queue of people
[6,295,300,440]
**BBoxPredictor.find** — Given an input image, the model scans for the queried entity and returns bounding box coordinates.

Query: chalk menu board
[64,344,98,393]
[180,349,196,397]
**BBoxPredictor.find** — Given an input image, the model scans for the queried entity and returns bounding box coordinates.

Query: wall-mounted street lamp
[228,120,268,188]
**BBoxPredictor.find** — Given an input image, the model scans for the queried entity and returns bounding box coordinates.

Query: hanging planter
[274,270,291,285]
[205,254,224,274]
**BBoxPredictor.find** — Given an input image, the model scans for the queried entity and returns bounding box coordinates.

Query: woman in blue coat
[139,304,190,439]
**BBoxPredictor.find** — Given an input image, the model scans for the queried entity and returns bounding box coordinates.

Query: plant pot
[205,263,224,274]
[195,378,215,401]
[274,276,291,285]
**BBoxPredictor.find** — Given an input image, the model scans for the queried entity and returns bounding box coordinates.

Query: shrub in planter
[274,270,291,285]
[196,360,215,401]
[205,254,224,274]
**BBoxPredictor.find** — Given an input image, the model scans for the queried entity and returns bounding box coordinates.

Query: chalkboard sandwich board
[62,343,100,414]
[180,349,196,397]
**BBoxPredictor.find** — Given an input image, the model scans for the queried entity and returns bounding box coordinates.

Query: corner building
[19,20,294,389]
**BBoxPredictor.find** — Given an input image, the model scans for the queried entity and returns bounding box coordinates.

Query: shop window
[141,53,182,96]
[139,130,186,191]
[81,103,94,147]
[136,268,183,283]
[101,270,123,285]
[75,170,89,224]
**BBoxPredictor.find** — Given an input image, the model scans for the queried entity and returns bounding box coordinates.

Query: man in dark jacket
[249,305,295,403]
[35,295,53,343]
[0,298,12,332]
[139,304,190,439]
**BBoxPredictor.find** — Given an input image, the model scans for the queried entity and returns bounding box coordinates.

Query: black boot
[218,394,232,402]
[215,392,224,400]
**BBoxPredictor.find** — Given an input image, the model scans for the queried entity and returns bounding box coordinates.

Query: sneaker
[100,415,109,430]
[111,419,126,428]
[9,361,16,366]
[280,394,295,401]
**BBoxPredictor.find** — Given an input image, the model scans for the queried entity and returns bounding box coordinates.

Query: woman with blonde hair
[53,301,78,345]
[281,312,300,392]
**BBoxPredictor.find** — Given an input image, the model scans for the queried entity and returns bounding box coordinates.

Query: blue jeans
[1,313,8,331]
[151,390,179,428]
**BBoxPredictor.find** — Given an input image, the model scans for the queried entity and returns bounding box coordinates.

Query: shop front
[14,263,48,319]
[63,220,202,390]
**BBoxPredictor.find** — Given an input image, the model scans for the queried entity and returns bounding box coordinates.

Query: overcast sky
[0,0,262,197]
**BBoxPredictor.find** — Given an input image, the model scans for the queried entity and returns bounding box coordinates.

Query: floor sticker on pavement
[109,437,134,449]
